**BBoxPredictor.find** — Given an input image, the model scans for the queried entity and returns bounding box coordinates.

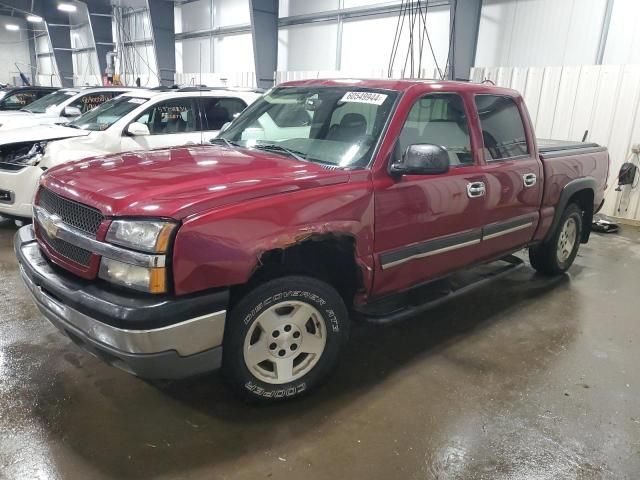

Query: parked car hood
[0,124,90,145]
[0,111,61,130]
[42,145,351,219]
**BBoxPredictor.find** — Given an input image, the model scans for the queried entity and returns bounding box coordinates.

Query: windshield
[22,89,77,113]
[218,86,398,168]
[69,95,148,131]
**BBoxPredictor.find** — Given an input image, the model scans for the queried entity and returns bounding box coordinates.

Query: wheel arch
[545,177,596,244]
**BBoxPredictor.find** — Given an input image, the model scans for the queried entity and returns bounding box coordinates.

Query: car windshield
[22,89,77,113]
[69,95,148,131]
[218,86,398,168]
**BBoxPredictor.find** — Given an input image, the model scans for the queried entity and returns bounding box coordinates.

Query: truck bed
[537,138,606,159]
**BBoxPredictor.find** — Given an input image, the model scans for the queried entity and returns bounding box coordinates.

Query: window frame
[126,96,202,136]
[394,91,475,169]
[200,96,248,131]
[473,93,532,163]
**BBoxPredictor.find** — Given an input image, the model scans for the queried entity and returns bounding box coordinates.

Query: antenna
[199,43,204,146]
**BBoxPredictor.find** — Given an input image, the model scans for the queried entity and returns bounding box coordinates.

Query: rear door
[121,97,204,151]
[474,94,543,258]
[372,92,488,296]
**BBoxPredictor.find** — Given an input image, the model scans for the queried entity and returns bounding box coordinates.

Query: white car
[0,87,262,218]
[0,87,136,131]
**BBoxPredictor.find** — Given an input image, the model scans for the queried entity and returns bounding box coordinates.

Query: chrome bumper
[16,225,228,379]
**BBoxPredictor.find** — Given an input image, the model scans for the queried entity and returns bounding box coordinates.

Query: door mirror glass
[126,122,151,136]
[62,105,82,117]
[390,144,450,175]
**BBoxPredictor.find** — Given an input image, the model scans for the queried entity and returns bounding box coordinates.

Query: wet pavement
[0,217,639,479]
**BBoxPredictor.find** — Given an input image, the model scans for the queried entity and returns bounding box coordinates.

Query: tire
[222,275,349,402]
[529,203,582,275]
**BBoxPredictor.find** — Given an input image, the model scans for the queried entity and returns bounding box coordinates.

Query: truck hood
[42,145,351,219]
[0,124,89,146]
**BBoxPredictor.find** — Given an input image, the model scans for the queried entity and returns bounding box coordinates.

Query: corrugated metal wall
[471,65,640,221]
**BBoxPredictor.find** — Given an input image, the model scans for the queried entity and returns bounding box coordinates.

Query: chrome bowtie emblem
[40,212,62,239]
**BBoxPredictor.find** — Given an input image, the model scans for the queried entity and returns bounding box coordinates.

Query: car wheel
[222,275,349,402]
[529,203,583,275]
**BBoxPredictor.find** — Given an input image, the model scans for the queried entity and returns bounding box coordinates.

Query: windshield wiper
[254,144,307,162]
[19,108,32,113]
[210,138,239,148]
[59,123,80,129]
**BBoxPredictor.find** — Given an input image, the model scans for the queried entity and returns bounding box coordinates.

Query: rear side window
[134,98,199,135]
[2,91,38,109]
[200,97,247,130]
[475,95,529,160]
[70,92,118,113]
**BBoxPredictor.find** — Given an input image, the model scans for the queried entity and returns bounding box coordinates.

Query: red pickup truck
[15,79,609,401]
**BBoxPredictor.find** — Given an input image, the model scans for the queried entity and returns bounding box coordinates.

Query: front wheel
[222,275,349,402]
[529,203,583,275]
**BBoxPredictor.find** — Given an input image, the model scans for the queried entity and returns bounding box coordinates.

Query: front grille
[38,188,104,236]
[41,232,92,267]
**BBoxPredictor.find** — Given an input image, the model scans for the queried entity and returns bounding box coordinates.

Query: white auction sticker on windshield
[128,98,146,104]
[340,91,388,105]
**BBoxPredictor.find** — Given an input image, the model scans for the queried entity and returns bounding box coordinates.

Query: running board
[356,255,525,325]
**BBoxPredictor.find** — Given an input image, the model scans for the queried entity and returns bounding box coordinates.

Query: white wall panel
[178,37,212,74]
[0,16,32,84]
[472,63,640,220]
[213,0,250,27]
[279,0,339,17]
[180,0,212,32]
[476,0,607,67]
[214,33,254,72]
[278,22,338,71]
[340,6,449,76]
[602,0,640,64]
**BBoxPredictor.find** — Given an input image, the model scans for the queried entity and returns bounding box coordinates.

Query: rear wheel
[529,203,582,275]
[222,275,349,402]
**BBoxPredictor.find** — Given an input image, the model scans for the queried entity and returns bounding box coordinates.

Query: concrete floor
[0,218,639,480]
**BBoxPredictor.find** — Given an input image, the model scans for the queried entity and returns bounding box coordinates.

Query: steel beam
[147,0,176,86]
[250,0,279,89]
[84,0,114,80]
[447,0,482,81]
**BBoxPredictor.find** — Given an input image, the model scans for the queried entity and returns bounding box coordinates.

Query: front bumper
[15,225,230,379]
[0,164,42,218]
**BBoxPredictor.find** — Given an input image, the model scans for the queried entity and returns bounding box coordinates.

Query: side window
[133,98,198,135]
[201,98,247,130]
[70,92,117,113]
[475,95,529,160]
[397,93,472,166]
[3,91,38,110]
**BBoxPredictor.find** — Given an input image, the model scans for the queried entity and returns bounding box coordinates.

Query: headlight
[99,257,167,293]
[106,219,176,253]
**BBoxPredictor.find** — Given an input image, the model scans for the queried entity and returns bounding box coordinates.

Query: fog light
[99,257,166,293]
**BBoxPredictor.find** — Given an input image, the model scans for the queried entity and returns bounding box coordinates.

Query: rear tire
[222,275,349,402]
[529,203,582,275]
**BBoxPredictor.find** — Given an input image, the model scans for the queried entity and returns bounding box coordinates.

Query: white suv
[0,87,262,219]
[0,87,136,130]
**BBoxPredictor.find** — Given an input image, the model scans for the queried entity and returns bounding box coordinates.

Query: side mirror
[62,106,82,117]
[126,122,150,136]
[220,121,231,132]
[390,144,450,176]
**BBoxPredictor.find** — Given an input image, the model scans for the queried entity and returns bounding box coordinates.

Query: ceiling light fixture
[5,24,20,31]
[26,15,43,23]
[57,3,77,12]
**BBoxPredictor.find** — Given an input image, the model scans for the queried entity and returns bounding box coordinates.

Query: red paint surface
[39,79,609,301]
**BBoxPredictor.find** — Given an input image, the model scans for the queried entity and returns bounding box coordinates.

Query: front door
[372,92,487,297]
[473,94,543,259]
[121,97,205,152]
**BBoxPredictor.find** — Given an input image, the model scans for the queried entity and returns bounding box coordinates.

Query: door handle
[467,181,486,198]
[523,173,537,187]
